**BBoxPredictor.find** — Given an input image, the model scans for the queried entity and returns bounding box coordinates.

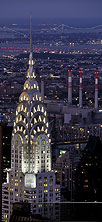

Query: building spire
[30,13,32,53]
[28,13,34,69]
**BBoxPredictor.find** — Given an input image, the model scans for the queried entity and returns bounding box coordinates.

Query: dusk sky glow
[0,0,102,19]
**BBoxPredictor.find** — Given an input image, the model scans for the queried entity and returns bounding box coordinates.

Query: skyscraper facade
[2,18,60,222]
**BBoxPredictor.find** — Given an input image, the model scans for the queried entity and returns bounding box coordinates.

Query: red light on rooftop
[68,70,72,72]
[94,72,98,75]
[79,70,83,74]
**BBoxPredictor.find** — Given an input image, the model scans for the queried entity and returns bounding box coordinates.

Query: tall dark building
[74,136,102,202]
[2,124,12,182]
[0,115,12,221]
[9,202,50,222]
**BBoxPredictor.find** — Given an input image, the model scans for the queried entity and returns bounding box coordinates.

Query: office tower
[9,202,50,222]
[0,115,12,221]
[94,72,98,110]
[79,70,83,108]
[68,70,72,104]
[0,120,5,222]
[2,16,60,222]
[74,136,102,202]
[2,124,12,183]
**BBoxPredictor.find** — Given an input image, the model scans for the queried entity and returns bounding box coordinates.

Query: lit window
[41,107,44,112]
[44,190,48,193]
[32,195,36,199]
[83,185,88,188]
[34,130,36,134]
[37,127,40,132]
[55,188,59,191]
[45,129,47,133]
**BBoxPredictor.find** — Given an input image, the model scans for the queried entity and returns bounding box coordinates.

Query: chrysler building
[2,16,60,222]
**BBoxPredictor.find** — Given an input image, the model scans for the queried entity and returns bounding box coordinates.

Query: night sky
[0,0,102,19]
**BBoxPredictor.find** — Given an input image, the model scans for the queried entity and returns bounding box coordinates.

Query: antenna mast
[30,13,32,53]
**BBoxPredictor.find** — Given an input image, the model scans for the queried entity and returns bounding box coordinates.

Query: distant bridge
[0,23,102,37]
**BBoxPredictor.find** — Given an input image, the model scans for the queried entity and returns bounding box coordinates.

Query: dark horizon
[0,17,102,27]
